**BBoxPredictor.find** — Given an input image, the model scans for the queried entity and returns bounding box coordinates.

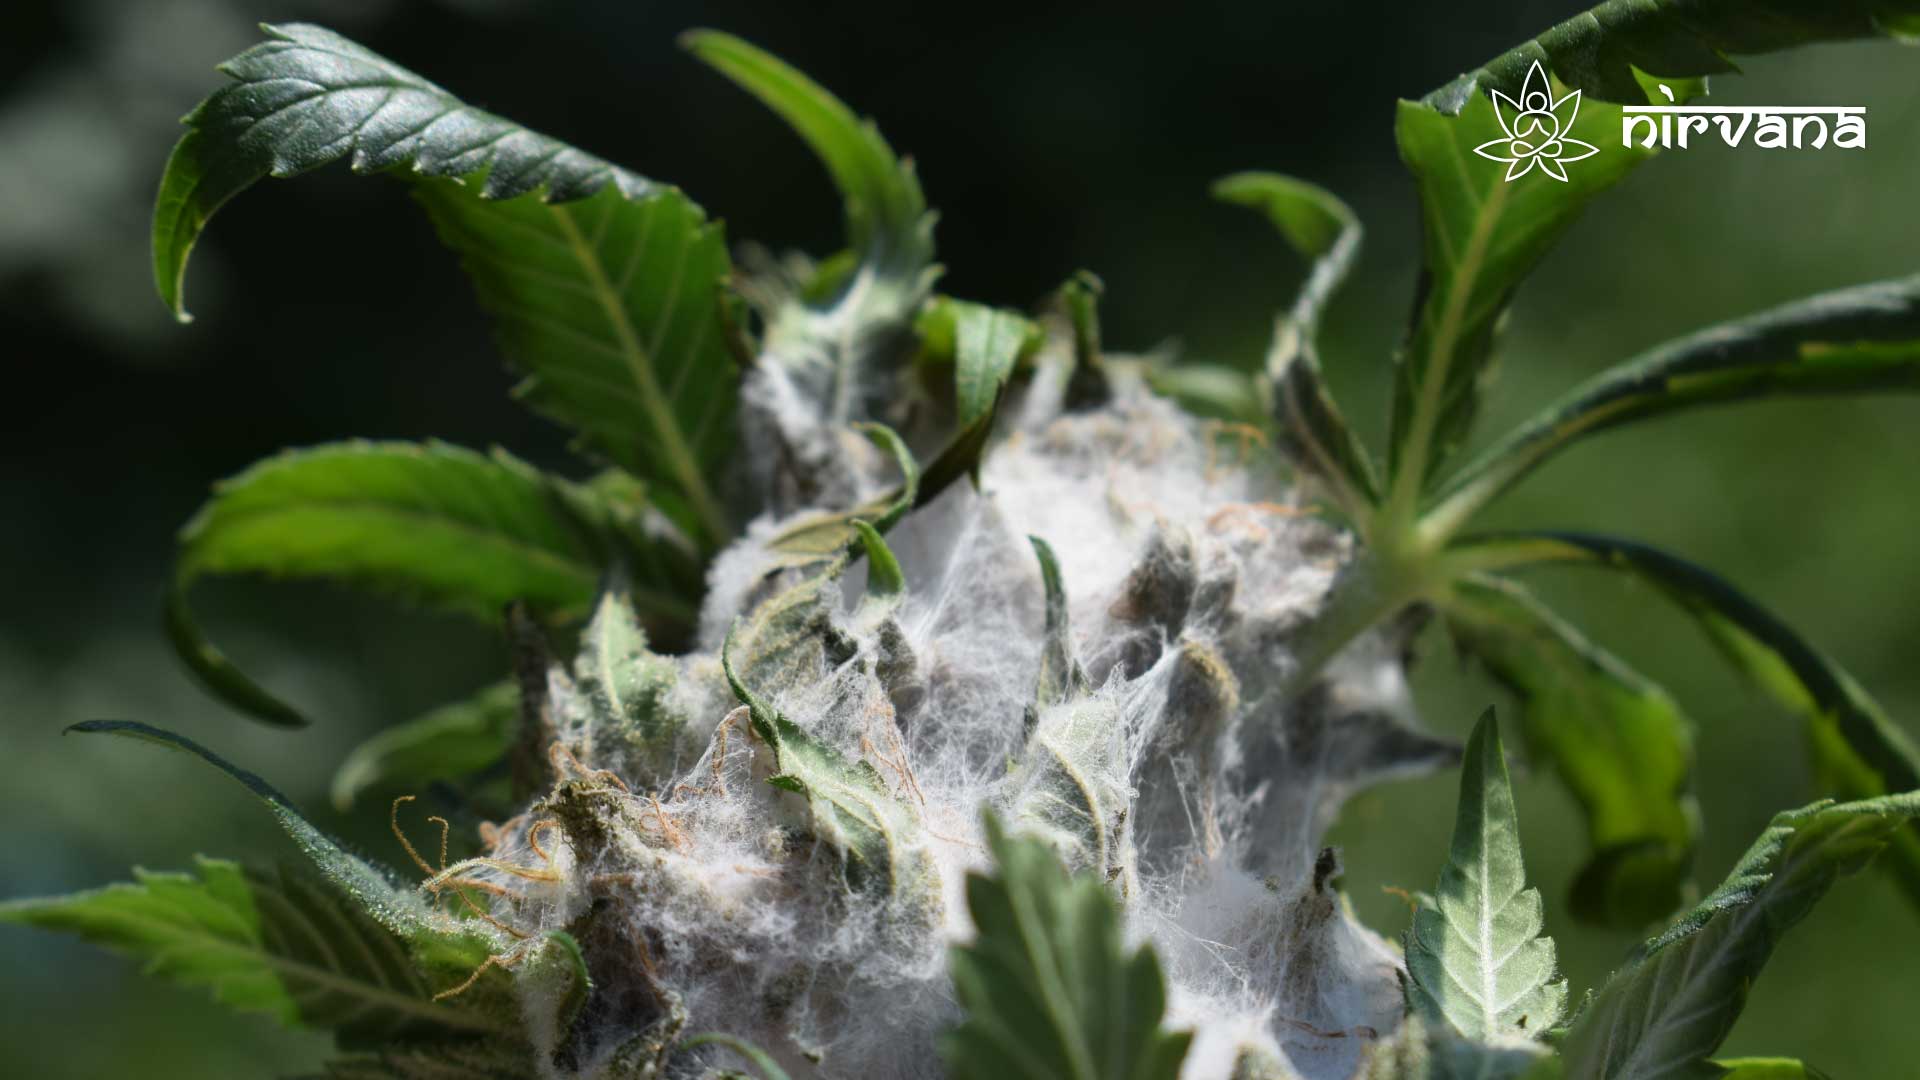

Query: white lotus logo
[1473,60,1600,182]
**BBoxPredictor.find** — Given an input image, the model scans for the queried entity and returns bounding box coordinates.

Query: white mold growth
[463,364,1453,1080]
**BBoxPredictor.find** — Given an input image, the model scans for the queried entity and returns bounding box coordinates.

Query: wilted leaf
[552,588,688,789]
[1216,172,1378,512]
[917,296,1043,428]
[721,624,929,897]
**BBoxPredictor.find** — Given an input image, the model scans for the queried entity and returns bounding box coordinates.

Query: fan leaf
[1559,792,1920,1080]
[168,440,694,725]
[1389,0,1920,498]
[1427,274,1920,538]
[57,722,523,1010]
[1444,532,1920,909]
[331,682,520,812]
[155,23,736,545]
[1440,575,1697,927]
[0,858,501,1041]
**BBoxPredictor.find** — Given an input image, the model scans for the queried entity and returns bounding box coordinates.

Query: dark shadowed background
[2,0,1917,1075]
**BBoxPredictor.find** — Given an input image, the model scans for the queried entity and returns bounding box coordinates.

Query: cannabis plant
[10,2,1920,1078]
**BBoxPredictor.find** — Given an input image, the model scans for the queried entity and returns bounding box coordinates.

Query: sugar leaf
[1406,708,1567,1042]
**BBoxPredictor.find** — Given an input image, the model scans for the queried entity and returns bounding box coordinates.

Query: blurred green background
[2,0,1916,1075]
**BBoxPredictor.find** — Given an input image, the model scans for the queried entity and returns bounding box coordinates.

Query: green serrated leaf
[1441,575,1697,928]
[943,814,1191,1080]
[1560,791,1920,1080]
[1215,171,1379,513]
[0,858,500,1041]
[1426,0,1920,112]
[1443,531,1920,909]
[62,721,511,1002]
[332,682,520,812]
[720,624,930,897]
[1406,709,1567,1043]
[167,439,693,725]
[1425,274,1920,539]
[156,24,736,546]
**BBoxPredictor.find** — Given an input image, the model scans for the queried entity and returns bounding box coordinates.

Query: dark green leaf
[331,682,520,811]
[1559,792,1920,1080]
[1441,575,1697,927]
[156,24,736,545]
[1406,709,1568,1041]
[1445,531,1920,907]
[0,858,501,1041]
[943,815,1192,1080]
[1389,0,1920,498]
[1427,0,1920,112]
[62,721,512,1002]
[1215,171,1379,512]
[1427,274,1920,537]
[682,31,931,286]
[917,296,1044,428]
[1388,83,1643,496]
[168,440,694,725]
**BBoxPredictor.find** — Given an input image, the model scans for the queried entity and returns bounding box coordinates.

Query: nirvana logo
[1476,61,1867,183]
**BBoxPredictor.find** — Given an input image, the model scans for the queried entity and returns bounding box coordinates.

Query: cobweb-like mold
[465,357,1455,1080]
